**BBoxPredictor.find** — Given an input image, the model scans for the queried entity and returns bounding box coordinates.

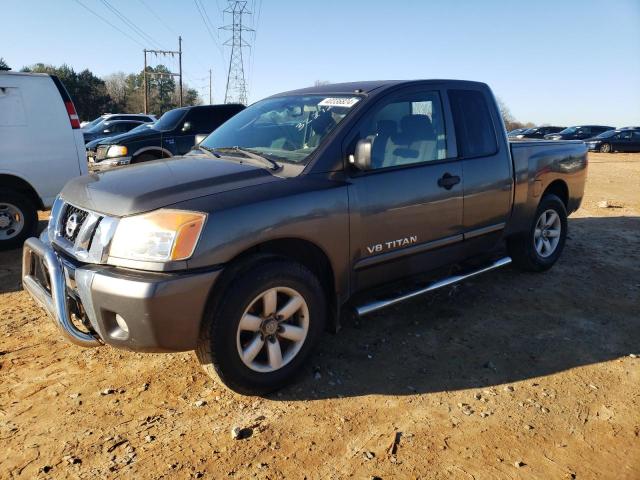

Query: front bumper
[22,235,221,352]
[88,156,132,172]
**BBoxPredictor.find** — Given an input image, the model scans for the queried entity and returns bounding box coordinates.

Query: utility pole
[142,38,183,114]
[178,36,183,107]
[143,49,148,114]
[209,69,212,104]
[220,1,253,105]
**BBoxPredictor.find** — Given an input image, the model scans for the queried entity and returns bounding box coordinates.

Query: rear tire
[599,143,612,153]
[196,257,326,395]
[507,194,567,272]
[0,190,37,251]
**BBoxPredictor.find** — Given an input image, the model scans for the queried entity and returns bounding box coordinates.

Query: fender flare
[131,146,173,160]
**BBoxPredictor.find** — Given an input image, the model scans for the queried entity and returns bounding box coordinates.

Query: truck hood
[61,154,280,217]
[96,128,160,146]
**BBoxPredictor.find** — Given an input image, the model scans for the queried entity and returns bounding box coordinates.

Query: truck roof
[273,79,489,97]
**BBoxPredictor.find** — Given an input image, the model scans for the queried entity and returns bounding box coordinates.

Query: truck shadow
[1,216,638,400]
[0,219,48,294]
[276,215,640,400]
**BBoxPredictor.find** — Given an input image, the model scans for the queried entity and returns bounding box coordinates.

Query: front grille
[61,205,89,242]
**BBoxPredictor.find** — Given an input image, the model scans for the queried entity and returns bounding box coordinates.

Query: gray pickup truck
[22,80,587,394]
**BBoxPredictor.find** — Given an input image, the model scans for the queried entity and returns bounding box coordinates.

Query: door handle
[438,173,461,190]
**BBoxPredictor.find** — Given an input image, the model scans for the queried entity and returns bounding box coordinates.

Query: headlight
[109,209,207,262]
[106,145,128,158]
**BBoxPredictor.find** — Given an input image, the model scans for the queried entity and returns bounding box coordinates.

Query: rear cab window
[448,89,497,158]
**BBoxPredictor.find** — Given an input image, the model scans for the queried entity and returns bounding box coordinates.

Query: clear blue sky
[3,0,639,126]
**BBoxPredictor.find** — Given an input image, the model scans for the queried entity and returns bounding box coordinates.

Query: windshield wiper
[216,146,282,171]
[194,145,221,157]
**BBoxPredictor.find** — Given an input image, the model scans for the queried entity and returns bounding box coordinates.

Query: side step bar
[355,256,512,317]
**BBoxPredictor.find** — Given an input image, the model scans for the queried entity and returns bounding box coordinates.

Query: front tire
[0,190,37,251]
[507,194,568,272]
[196,258,326,395]
[599,143,612,153]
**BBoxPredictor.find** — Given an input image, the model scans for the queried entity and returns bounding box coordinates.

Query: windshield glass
[559,127,578,134]
[84,116,107,130]
[153,109,186,131]
[129,123,154,133]
[523,128,537,134]
[86,120,110,133]
[200,94,360,165]
[595,130,616,138]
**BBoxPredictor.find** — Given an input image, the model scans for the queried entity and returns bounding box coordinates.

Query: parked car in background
[544,125,615,140]
[515,126,565,139]
[81,113,156,131]
[507,127,529,138]
[87,104,245,171]
[83,119,149,144]
[0,71,86,249]
[585,128,640,153]
[22,79,588,394]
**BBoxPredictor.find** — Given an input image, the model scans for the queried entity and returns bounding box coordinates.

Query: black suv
[544,125,615,140]
[515,126,565,139]
[87,104,245,170]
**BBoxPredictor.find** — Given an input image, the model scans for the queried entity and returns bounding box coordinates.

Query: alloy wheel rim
[533,209,561,258]
[236,286,310,373]
[0,203,25,240]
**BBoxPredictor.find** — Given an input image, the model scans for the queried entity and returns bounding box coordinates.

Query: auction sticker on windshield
[318,97,360,108]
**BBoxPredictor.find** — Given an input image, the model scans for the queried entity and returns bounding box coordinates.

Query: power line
[193,0,224,57]
[99,0,165,50]
[137,0,179,37]
[72,0,145,48]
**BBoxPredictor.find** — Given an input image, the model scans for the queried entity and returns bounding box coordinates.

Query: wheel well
[227,238,338,330]
[0,174,43,210]
[132,149,165,162]
[543,180,568,208]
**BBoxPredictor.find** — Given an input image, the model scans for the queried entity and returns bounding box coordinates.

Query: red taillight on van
[64,101,81,129]
[50,75,81,130]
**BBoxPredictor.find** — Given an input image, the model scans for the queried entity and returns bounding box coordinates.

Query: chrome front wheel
[236,286,310,373]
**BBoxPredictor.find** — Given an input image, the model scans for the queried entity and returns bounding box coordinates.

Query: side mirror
[194,134,208,147]
[348,138,373,170]
[182,121,192,132]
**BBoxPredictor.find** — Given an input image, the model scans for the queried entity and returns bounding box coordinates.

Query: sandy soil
[1,152,639,479]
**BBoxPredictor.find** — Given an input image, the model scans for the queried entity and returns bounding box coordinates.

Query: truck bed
[507,139,588,235]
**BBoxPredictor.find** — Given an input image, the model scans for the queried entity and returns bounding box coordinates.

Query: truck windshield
[200,95,361,165]
[153,109,186,131]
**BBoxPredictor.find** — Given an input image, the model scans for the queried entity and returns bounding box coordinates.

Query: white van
[0,71,87,249]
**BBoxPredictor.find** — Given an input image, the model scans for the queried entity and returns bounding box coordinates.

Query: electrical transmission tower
[220,1,253,105]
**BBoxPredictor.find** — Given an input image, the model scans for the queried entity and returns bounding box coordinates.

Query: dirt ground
[1,152,639,479]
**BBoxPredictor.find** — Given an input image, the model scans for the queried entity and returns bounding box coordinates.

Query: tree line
[1,58,201,121]
[3,59,536,130]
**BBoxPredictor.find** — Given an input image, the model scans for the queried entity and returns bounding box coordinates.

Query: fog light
[115,314,129,334]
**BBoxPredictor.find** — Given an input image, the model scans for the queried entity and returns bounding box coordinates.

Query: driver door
[347,87,464,292]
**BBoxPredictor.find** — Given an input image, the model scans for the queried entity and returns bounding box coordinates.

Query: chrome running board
[355,257,512,317]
